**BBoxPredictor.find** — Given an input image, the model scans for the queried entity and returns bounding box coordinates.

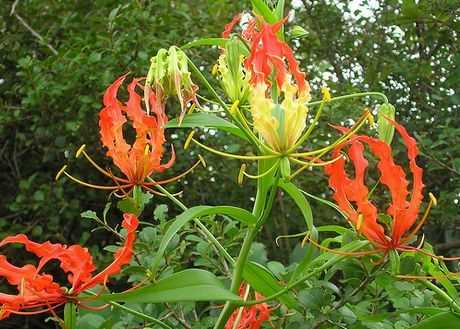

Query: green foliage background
[0,0,459,328]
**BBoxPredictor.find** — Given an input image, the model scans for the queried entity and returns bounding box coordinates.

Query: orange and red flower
[225,284,270,329]
[324,119,427,251]
[99,74,174,186]
[244,19,308,95]
[57,75,204,196]
[0,214,138,320]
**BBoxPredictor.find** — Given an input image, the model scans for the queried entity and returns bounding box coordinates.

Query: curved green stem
[307,91,389,107]
[153,181,234,265]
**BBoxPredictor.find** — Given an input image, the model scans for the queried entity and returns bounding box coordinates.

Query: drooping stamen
[190,138,278,160]
[59,168,132,190]
[241,159,281,180]
[291,109,371,158]
[289,154,344,179]
[401,192,437,245]
[143,156,206,186]
[184,130,195,150]
[397,245,460,261]
[238,164,247,185]
[302,233,384,257]
[76,145,128,183]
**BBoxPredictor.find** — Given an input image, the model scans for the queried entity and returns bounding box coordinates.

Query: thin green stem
[83,291,173,329]
[422,280,460,313]
[306,91,388,107]
[214,170,279,329]
[153,181,234,265]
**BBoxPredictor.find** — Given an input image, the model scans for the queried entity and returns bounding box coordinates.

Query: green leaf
[251,0,277,23]
[408,312,460,329]
[377,103,396,144]
[279,180,317,280]
[100,269,241,303]
[81,210,99,221]
[181,37,227,49]
[166,112,248,140]
[243,261,300,311]
[64,303,77,329]
[150,206,257,273]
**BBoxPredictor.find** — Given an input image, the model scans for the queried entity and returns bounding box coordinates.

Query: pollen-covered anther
[184,130,195,150]
[321,86,331,102]
[366,109,376,128]
[238,163,247,185]
[198,154,207,168]
[429,192,437,207]
[76,144,87,158]
[55,165,68,181]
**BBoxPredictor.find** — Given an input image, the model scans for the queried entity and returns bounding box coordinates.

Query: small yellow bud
[321,86,331,102]
[184,130,195,150]
[238,163,246,185]
[75,144,86,158]
[55,165,68,181]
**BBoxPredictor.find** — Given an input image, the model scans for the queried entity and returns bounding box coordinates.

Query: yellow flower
[250,80,310,152]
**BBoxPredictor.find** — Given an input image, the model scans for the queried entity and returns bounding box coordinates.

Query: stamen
[241,159,280,179]
[291,109,370,158]
[79,149,128,183]
[55,165,68,181]
[275,231,309,247]
[289,154,343,179]
[191,138,278,160]
[144,157,205,186]
[61,170,132,190]
[302,233,383,257]
[75,144,86,158]
[238,164,246,185]
[356,214,364,232]
[367,109,376,128]
[184,130,195,150]
[401,192,437,244]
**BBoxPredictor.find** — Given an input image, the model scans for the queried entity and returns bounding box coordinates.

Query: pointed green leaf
[251,0,277,23]
[166,112,248,140]
[100,269,241,303]
[408,312,460,329]
[64,303,77,329]
[243,261,300,311]
[150,206,257,273]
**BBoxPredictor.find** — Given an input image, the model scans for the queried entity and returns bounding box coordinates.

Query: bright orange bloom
[99,74,174,187]
[58,75,205,196]
[225,284,270,329]
[244,19,309,95]
[324,119,425,250]
[0,214,138,320]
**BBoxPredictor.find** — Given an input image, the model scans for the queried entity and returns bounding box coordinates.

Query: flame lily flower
[57,75,204,197]
[0,214,138,320]
[187,17,370,182]
[324,119,433,253]
[225,284,270,329]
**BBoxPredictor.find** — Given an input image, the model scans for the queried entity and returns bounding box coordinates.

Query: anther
[76,144,87,158]
[429,192,437,207]
[321,86,331,102]
[56,165,68,181]
[230,100,240,115]
[184,130,195,150]
[198,154,207,168]
[238,164,246,185]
